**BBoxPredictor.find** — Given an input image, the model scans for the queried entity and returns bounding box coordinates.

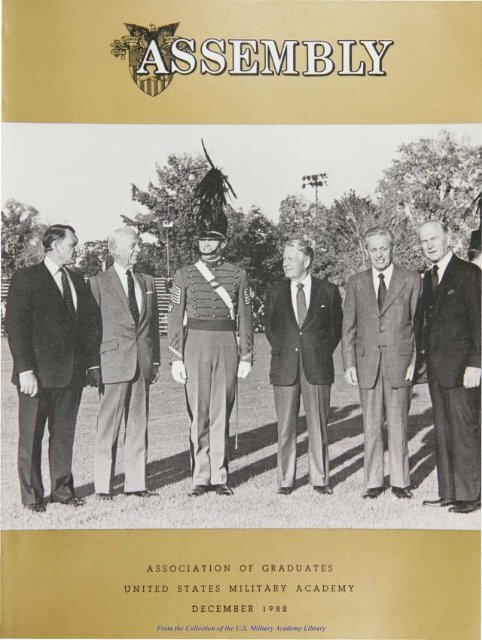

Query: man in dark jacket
[5,224,99,512]
[264,238,342,495]
[417,220,481,514]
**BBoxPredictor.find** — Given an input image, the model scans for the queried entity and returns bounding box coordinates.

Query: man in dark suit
[264,238,342,495]
[89,228,160,499]
[5,224,99,512]
[342,228,421,499]
[417,220,481,514]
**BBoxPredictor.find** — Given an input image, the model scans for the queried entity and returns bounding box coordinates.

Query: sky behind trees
[3,123,481,243]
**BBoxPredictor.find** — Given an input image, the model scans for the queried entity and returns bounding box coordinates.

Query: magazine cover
[1,1,481,638]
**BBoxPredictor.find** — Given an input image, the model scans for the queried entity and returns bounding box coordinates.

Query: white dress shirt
[44,255,77,310]
[432,249,453,283]
[113,262,142,313]
[372,262,394,295]
[290,274,312,323]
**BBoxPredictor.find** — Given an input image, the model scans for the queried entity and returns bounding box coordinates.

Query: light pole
[302,173,328,203]
[162,221,174,278]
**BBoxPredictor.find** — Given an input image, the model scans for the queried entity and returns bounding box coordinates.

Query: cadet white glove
[405,364,415,382]
[171,360,187,384]
[237,362,251,379]
[463,366,481,389]
[344,367,358,386]
[19,371,38,397]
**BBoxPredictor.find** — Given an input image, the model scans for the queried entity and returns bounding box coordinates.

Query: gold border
[2,1,482,124]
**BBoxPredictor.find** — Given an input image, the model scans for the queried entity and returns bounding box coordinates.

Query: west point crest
[110,22,181,97]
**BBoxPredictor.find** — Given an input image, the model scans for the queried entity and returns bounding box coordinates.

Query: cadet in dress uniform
[167,147,253,496]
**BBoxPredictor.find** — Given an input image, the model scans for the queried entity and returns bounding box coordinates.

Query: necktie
[377,273,387,311]
[296,282,307,327]
[126,269,139,326]
[60,268,76,318]
[432,265,439,292]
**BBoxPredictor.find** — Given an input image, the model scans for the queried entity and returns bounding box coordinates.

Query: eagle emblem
[110,22,180,97]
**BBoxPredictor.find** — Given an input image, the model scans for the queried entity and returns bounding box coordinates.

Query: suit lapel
[39,262,76,322]
[38,262,65,305]
[108,266,131,317]
[361,269,379,311]
[302,277,319,328]
[431,254,458,320]
[134,272,147,324]
[380,265,406,315]
[282,279,298,328]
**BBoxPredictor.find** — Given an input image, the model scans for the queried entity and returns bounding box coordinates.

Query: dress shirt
[113,262,142,313]
[431,249,453,283]
[290,274,312,323]
[372,262,394,295]
[44,255,77,310]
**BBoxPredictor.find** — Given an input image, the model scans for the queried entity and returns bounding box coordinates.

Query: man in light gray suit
[89,228,160,499]
[342,227,421,499]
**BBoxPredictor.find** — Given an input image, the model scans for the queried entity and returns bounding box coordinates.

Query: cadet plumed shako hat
[195,140,236,240]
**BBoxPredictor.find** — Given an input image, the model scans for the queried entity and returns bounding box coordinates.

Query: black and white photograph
[1,122,481,531]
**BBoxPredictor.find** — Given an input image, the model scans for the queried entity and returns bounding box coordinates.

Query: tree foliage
[376,130,481,262]
[76,240,111,276]
[1,200,47,277]
[123,153,209,271]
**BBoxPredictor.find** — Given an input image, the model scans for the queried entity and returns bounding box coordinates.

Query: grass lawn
[1,336,478,530]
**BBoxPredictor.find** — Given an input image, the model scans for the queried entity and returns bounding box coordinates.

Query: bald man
[90,228,160,499]
[417,221,480,514]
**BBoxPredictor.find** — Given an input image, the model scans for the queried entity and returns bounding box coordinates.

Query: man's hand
[19,371,38,397]
[86,368,102,388]
[150,364,160,384]
[344,367,358,386]
[463,366,481,389]
[237,362,251,379]
[171,360,187,384]
[405,364,415,382]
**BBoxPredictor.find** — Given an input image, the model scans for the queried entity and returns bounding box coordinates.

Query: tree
[238,206,282,295]
[376,130,482,263]
[123,153,209,274]
[1,200,47,277]
[278,194,311,239]
[76,240,111,276]
[314,191,382,284]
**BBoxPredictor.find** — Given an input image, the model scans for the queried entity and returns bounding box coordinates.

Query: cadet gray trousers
[184,329,238,486]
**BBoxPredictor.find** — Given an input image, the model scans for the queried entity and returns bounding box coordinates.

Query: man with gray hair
[416,220,480,513]
[265,238,342,495]
[89,228,160,499]
[342,226,421,499]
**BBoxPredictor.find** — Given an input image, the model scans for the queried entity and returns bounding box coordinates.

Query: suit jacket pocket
[100,338,119,353]
[355,342,365,357]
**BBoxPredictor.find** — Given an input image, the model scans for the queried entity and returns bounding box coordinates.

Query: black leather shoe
[363,487,384,499]
[55,497,85,507]
[96,493,113,501]
[215,484,234,496]
[188,485,209,497]
[126,490,157,498]
[277,487,293,495]
[392,487,413,499]
[314,486,333,495]
[422,497,454,507]
[26,502,46,513]
[448,501,480,514]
